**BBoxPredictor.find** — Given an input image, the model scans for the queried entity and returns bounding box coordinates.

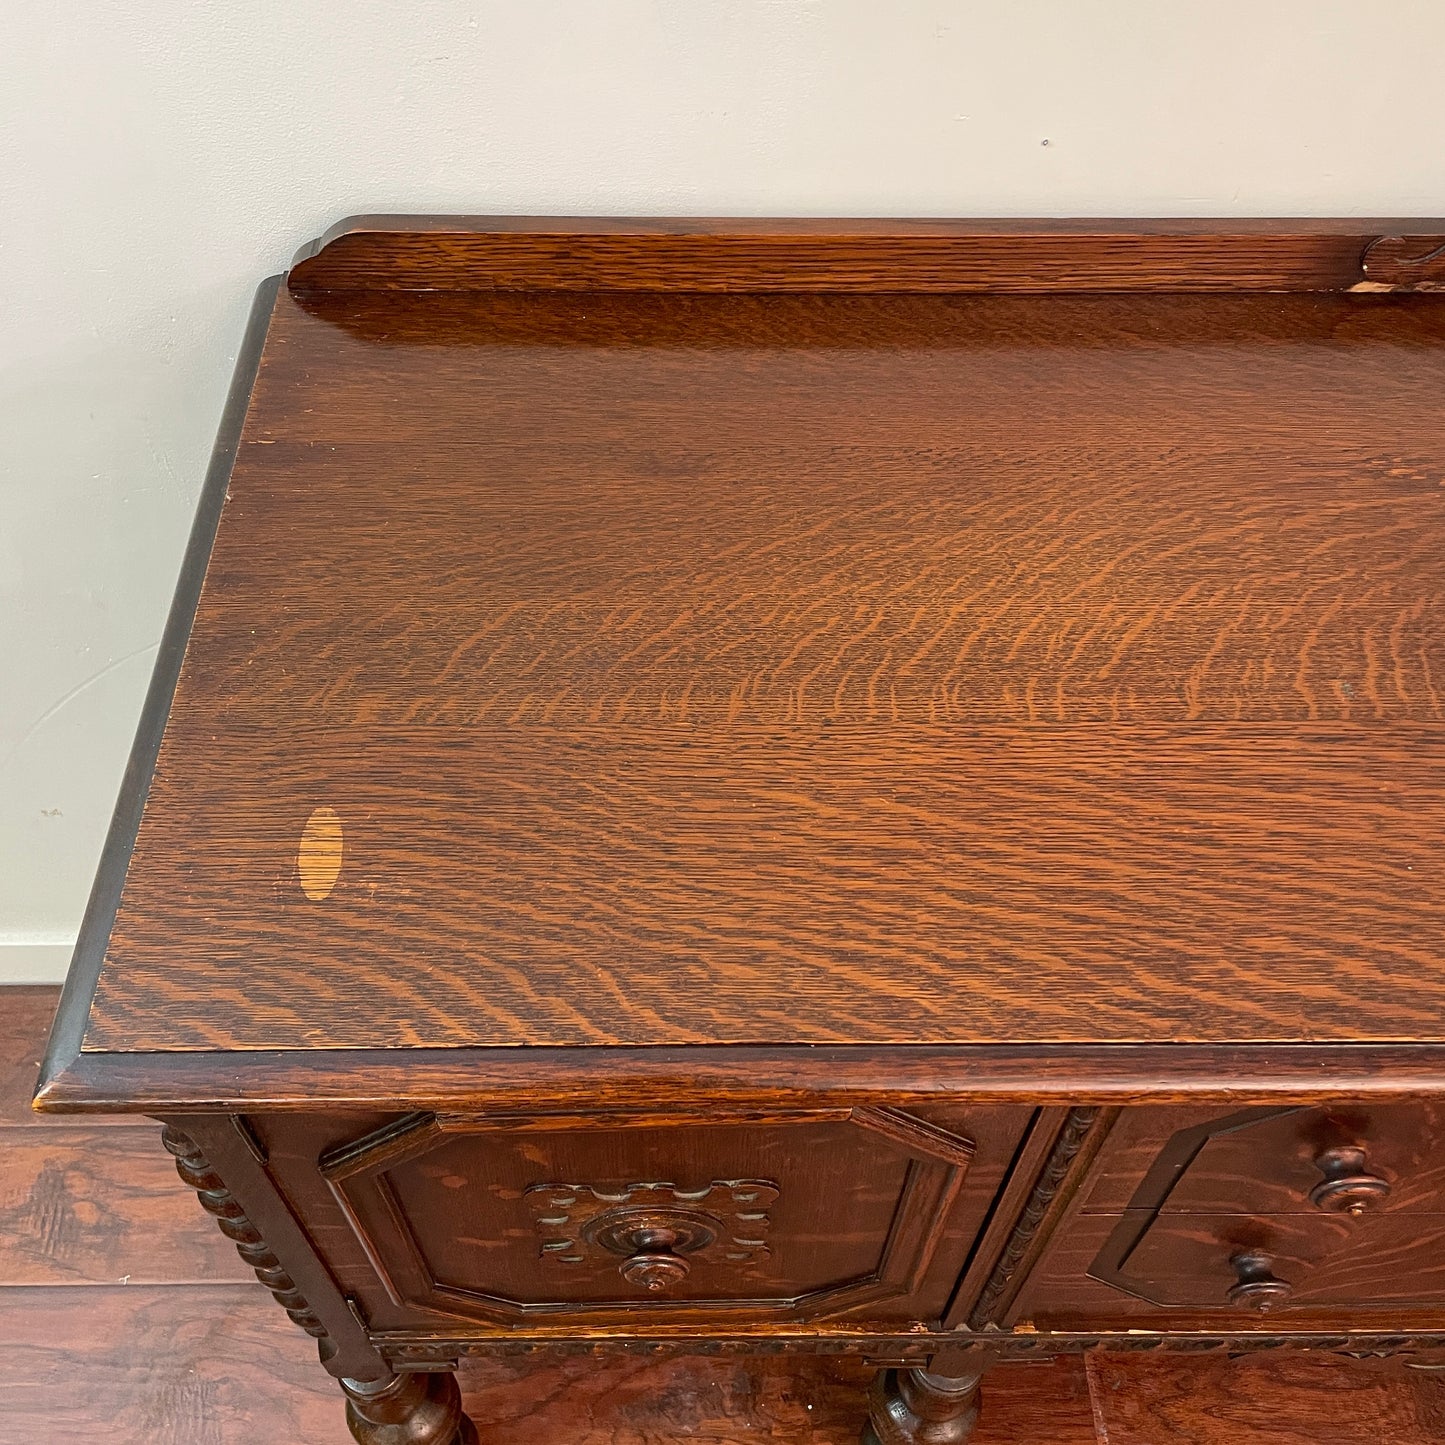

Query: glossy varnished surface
[84,280,1445,1053]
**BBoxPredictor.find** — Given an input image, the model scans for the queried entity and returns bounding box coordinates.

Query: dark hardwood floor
[4,985,1442,1442]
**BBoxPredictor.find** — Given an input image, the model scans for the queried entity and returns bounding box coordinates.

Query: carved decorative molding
[161,1124,328,1341]
[381,1330,1445,1372]
[526,1178,778,1291]
[968,1107,1102,1328]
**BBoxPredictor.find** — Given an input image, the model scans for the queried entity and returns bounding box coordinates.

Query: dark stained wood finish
[65,278,1445,1057]
[288,216,1445,294]
[1008,1201,1445,1335]
[1095,1208,1445,1312]
[964,1108,1115,1328]
[865,1364,985,1444]
[1361,235,1445,288]
[160,1124,331,1340]
[1009,1102,1445,1333]
[38,1041,1445,1118]
[170,1111,388,1381]
[343,1371,478,1445]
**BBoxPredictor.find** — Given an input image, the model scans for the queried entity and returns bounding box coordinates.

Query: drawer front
[1092,1209,1445,1312]
[1084,1103,1445,1218]
[320,1105,1029,1328]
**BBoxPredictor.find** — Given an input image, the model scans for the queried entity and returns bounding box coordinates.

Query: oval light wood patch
[297,807,343,900]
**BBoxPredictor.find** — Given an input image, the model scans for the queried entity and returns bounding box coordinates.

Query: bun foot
[343,1371,478,1445]
[862,1365,983,1445]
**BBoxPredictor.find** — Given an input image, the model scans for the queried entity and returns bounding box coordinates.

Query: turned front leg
[862,1356,988,1445]
[342,1372,479,1445]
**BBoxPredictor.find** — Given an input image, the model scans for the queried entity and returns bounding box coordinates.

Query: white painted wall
[3,1,1443,981]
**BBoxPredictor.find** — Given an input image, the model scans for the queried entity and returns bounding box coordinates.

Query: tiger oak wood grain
[76,279,1445,1054]
[86,721,1442,1052]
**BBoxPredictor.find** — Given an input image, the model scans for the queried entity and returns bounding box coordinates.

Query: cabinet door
[320,1105,1030,1329]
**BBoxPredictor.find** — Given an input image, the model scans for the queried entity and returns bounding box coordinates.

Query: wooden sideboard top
[43,220,1445,1085]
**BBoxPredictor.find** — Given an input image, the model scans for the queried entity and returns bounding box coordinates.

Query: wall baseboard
[0,942,75,985]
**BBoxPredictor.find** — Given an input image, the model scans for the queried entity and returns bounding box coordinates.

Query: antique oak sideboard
[36,219,1445,1443]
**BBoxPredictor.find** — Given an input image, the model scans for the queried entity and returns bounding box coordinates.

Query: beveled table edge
[35,274,282,1112]
[36,1039,1445,1117]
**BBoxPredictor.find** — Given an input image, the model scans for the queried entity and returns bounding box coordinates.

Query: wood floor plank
[0,1126,247,1284]
[0,986,60,1125]
[0,1284,1097,1444]
[0,1285,344,1445]
[454,1351,1094,1445]
[1087,1351,1445,1445]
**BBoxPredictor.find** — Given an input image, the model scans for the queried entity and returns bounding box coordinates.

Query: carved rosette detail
[526,1179,779,1280]
[968,1107,1101,1328]
[161,1124,329,1340]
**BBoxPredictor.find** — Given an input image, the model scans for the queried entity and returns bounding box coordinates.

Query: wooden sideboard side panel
[160,1113,388,1381]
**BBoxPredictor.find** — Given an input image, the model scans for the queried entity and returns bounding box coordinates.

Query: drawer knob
[620,1250,691,1292]
[617,1226,692,1292]
[1310,1145,1392,1214]
[1227,1251,1293,1311]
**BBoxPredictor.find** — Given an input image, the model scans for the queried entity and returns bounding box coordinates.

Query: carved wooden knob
[616,1225,692,1292]
[1227,1251,1293,1311]
[619,1252,691,1291]
[1310,1145,1392,1215]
